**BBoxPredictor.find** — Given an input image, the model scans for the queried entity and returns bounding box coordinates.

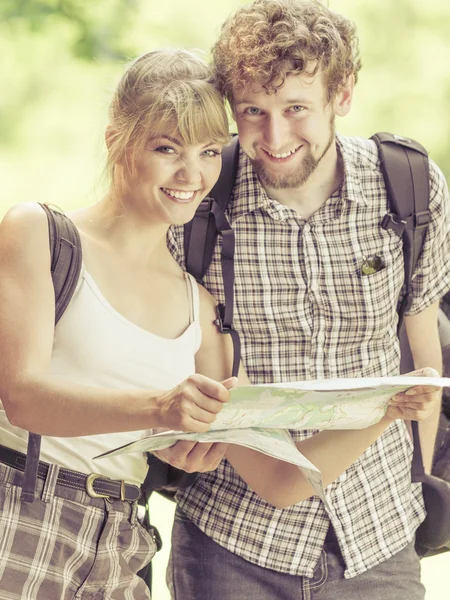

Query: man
[162,1,450,598]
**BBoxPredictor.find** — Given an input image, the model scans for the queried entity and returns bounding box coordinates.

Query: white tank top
[0,267,201,484]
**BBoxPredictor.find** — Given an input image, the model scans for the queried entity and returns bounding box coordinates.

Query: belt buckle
[86,473,112,499]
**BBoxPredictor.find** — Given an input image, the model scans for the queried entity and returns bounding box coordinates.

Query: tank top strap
[184,272,200,325]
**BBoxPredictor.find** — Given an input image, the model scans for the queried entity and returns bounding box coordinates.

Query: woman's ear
[105,125,117,150]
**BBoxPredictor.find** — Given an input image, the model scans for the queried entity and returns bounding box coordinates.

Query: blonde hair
[212,0,361,103]
[107,49,229,178]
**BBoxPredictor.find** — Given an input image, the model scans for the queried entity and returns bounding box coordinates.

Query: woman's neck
[69,195,172,269]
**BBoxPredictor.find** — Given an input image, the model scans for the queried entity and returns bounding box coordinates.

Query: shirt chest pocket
[355,255,404,332]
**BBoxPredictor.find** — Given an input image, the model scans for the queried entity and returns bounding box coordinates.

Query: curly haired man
[163,1,450,598]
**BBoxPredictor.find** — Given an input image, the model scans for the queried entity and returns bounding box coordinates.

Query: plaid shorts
[0,462,157,599]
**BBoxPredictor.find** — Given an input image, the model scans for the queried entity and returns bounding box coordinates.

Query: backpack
[19,133,449,556]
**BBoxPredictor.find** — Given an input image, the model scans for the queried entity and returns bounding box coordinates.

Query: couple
[0,1,449,599]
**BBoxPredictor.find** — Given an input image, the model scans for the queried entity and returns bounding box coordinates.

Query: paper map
[95,375,450,502]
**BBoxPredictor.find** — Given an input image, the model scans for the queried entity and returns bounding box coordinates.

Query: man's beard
[251,120,336,190]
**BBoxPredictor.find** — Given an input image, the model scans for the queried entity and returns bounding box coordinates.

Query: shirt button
[310,281,319,292]
[304,223,311,233]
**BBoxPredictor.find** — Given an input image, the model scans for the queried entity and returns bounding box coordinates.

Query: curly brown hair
[212,0,361,103]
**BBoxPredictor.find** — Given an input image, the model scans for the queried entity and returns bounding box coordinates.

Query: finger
[404,367,440,378]
[189,374,230,403]
[392,388,440,401]
[397,402,435,417]
[221,377,238,390]
[184,442,228,472]
[180,416,213,433]
[184,442,216,461]
[390,393,438,405]
[186,441,227,461]
[404,385,441,396]
[189,393,228,416]
[155,440,197,462]
[402,409,434,421]
[200,442,228,469]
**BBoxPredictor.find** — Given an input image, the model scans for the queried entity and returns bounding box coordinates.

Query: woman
[0,49,233,599]
[0,48,439,599]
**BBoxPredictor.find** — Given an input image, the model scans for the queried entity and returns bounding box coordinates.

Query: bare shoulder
[0,202,49,242]
[0,202,50,269]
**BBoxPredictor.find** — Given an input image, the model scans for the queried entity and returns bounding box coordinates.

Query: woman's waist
[0,412,147,485]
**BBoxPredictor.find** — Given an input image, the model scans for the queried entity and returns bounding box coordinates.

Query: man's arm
[405,300,442,472]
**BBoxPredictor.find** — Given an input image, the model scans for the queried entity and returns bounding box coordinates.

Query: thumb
[221,376,239,390]
[404,367,439,378]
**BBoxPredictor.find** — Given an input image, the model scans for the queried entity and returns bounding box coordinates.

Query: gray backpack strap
[21,204,82,503]
[372,133,431,484]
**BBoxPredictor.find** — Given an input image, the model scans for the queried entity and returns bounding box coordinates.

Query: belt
[0,444,141,502]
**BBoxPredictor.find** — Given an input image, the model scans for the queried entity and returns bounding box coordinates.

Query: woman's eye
[203,149,222,157]
[155,146,175,154]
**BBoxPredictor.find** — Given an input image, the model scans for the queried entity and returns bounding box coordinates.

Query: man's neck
[263,143,344,220]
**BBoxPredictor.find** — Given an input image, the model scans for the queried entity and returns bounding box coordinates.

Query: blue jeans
[167,509,425,600]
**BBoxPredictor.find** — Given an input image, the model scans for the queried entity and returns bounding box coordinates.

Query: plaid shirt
[168,134,450,578]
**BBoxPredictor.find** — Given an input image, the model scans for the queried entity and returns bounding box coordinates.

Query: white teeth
[267,148,298,158]
[162,188,195,200]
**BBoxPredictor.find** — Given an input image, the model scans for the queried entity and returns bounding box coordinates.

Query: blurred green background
[1,0,449,597]
[1,0,450,216]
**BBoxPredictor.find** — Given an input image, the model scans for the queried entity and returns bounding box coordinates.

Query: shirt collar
[228,146,272,223]
[336,133,369,207]
[227,134,369,223]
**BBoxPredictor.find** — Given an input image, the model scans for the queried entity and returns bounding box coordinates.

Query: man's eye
[290,105,305,113]
[245,107,262,116]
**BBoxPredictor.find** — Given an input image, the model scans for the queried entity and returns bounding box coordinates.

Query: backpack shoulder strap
[372,132,430,330]
[371,133,431,482]
[183,136,241,377]
[184,135,240,281]
[39,203,83,324]
[21,203,82,503]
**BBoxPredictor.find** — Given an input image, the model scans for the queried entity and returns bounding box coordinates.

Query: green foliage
[1,0,138,60]
[1,0,449,214]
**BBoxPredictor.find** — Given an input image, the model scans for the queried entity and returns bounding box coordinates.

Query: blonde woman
[0,49,233,599]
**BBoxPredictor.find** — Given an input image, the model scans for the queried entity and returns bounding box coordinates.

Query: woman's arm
[152,284,245,473]
[0,204,229,437]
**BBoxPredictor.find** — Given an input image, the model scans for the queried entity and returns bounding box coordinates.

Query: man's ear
[334,74,355,117]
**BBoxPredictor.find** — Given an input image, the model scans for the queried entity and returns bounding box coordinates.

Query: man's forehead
[232,69,325,104]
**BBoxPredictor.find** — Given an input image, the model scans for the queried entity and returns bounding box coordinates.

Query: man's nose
[263,114,290,150]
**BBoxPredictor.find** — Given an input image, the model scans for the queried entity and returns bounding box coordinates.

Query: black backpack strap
[184,136,240,279]
[372,132,430,330]
[21,204,82,503]
[444,290,450,306]
[372,133,431,483]
[42,204,83,325]
[184,136,241,377]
